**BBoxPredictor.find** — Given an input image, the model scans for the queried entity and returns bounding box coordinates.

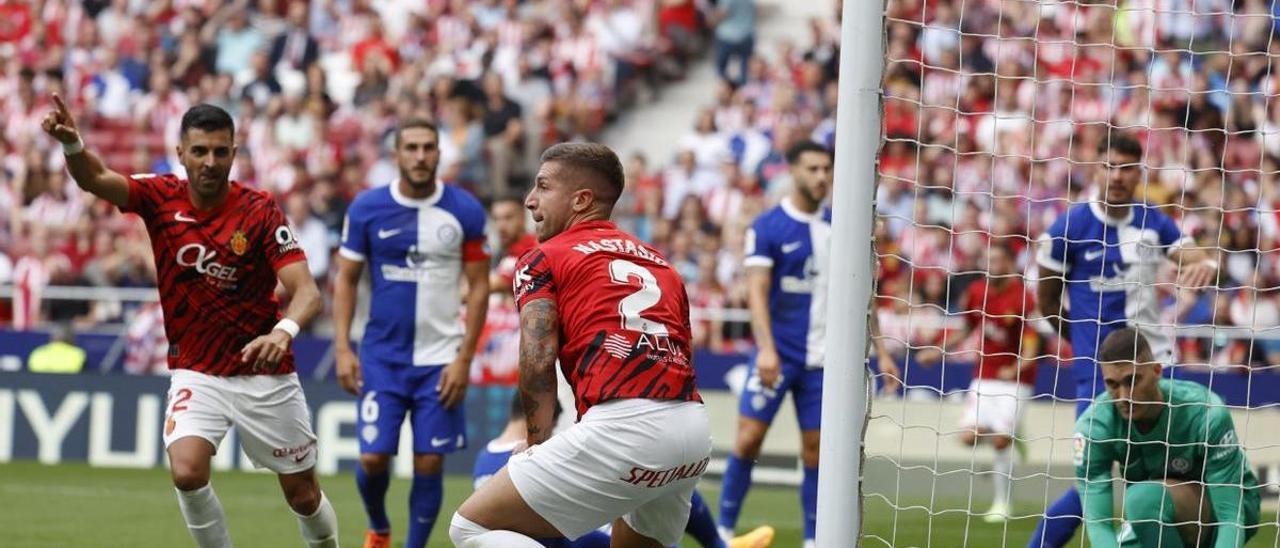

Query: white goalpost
[817,0,886,546]
[823,0,1280,546]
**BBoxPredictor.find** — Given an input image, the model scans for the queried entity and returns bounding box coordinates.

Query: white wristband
[1202,259,1219,269]
[62,137,84,156]
[273,318,300,339]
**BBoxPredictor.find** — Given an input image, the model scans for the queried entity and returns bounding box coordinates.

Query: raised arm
[518,298,560,446]
[41,94,130,208]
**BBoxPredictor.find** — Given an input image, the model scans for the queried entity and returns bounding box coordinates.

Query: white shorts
[163,369,318,474]
[958,379,1032,436]
[508,399,711,545]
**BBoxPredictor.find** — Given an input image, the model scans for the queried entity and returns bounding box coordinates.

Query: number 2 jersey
[513,220,701,417]
[122,174,307,376]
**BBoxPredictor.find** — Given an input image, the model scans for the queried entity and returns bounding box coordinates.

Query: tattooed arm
[519,298,560,446]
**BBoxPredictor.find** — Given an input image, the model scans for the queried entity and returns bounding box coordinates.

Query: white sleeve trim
[744,256,774,268]
[1035,233,1066,272]
[338,247,366,262]
[1166,235,1195,256]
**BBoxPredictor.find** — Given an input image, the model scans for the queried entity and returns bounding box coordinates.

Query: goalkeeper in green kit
[1075,328,1260,547]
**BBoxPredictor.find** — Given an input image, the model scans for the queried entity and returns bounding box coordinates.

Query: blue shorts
[356,361,466,455]
[737,358,823,432]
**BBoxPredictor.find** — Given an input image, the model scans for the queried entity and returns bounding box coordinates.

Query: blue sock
[686,490,726,548]
[718,454,755,531]
[568,531,612,548]
[1028,487,1082,548]
[801,466,818,541]
[405,472,444,548]
[355,464,391,533]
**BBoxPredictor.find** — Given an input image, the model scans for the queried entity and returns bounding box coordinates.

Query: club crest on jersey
[230,230,248,255]
[438,224,460,245]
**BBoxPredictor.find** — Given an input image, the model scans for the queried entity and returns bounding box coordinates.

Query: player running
[473,394,774,548]
[450,142,711,548]
[1031,133,1218,547]
[946,244,1039,522]
[1075,328,1259,547]
[43,98,338,547]
[332,118,490,548]
[718,140,847,548]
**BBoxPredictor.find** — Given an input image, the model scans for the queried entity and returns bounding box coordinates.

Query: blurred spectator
[123,301,168,375]
[710,0,756,85]
[26,323,86,374]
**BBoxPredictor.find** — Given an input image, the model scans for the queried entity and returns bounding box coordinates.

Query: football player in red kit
[451,143,710,548]
[42,96,338,548]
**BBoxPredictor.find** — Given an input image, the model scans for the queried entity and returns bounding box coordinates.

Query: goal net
[864,0,1280,545]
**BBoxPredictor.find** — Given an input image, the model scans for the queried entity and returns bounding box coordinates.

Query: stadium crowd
[4,0,1280,372]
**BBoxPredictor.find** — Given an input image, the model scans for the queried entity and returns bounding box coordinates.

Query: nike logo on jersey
[1084,248,1106,261]
[377,228,403,239]
[431,436,452,448]
[293,450,311,463]
[781,241,803,254]
[174,211,196,223]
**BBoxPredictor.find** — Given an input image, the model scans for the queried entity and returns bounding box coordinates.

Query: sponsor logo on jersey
[571,238,669,266]
[781,256,818,293]
[380,245,435,282]
[176,243,240,285]
[620,457,709,488]
[230,230,248,256]
[275,226,300,253]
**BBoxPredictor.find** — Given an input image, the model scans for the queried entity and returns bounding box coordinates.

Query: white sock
[992,446,1014,508]
[176,485,232,548]
[450,512,544,548]
[718,526,735,542]
[803,540,817,548]
[293,492,339,548]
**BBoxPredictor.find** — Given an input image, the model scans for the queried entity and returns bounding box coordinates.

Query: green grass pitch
[1,461,1275,546]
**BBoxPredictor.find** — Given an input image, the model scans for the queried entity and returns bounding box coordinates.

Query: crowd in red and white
[0,0,709,335]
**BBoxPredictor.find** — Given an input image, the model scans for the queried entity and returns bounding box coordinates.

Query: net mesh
[866,0,1280,545]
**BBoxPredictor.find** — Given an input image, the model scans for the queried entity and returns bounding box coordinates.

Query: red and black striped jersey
[513,220,701,417]
[122,174,306,376]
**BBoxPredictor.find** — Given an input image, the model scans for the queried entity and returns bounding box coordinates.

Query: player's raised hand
[755,347,781,389]
[437,357,470,409]
[335,347,363,395]
[1177,261,1218,289]
[241,331,292,372]
[40,93,81,144]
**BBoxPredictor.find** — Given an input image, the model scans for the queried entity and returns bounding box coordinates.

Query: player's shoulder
[128,172,184,194]
[438,184,484,212]
[348,185,395,212]
[1130,203,1175,227]
[1166,378,1222,409]
[1076,397,1117,437]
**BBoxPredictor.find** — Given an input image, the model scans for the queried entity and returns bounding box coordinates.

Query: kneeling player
[451,143,710,547]
[1076,328,1260,547]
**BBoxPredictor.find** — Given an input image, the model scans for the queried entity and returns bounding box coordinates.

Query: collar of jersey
[186,180,240,218]
[781,197,821,223]
[1088,198,1135,227]
[390,179,444,208]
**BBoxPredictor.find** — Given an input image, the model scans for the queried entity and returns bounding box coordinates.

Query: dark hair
[180,104,235,137]
[540,142,625,207]
[1099,132,1144,160]
[786,140,833,165]
[491,191,525,210]
[1098,327,1154,365]
[394,117,439,147]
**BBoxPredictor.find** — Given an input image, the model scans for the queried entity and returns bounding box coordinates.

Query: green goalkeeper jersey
[1075,379,1260,548]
